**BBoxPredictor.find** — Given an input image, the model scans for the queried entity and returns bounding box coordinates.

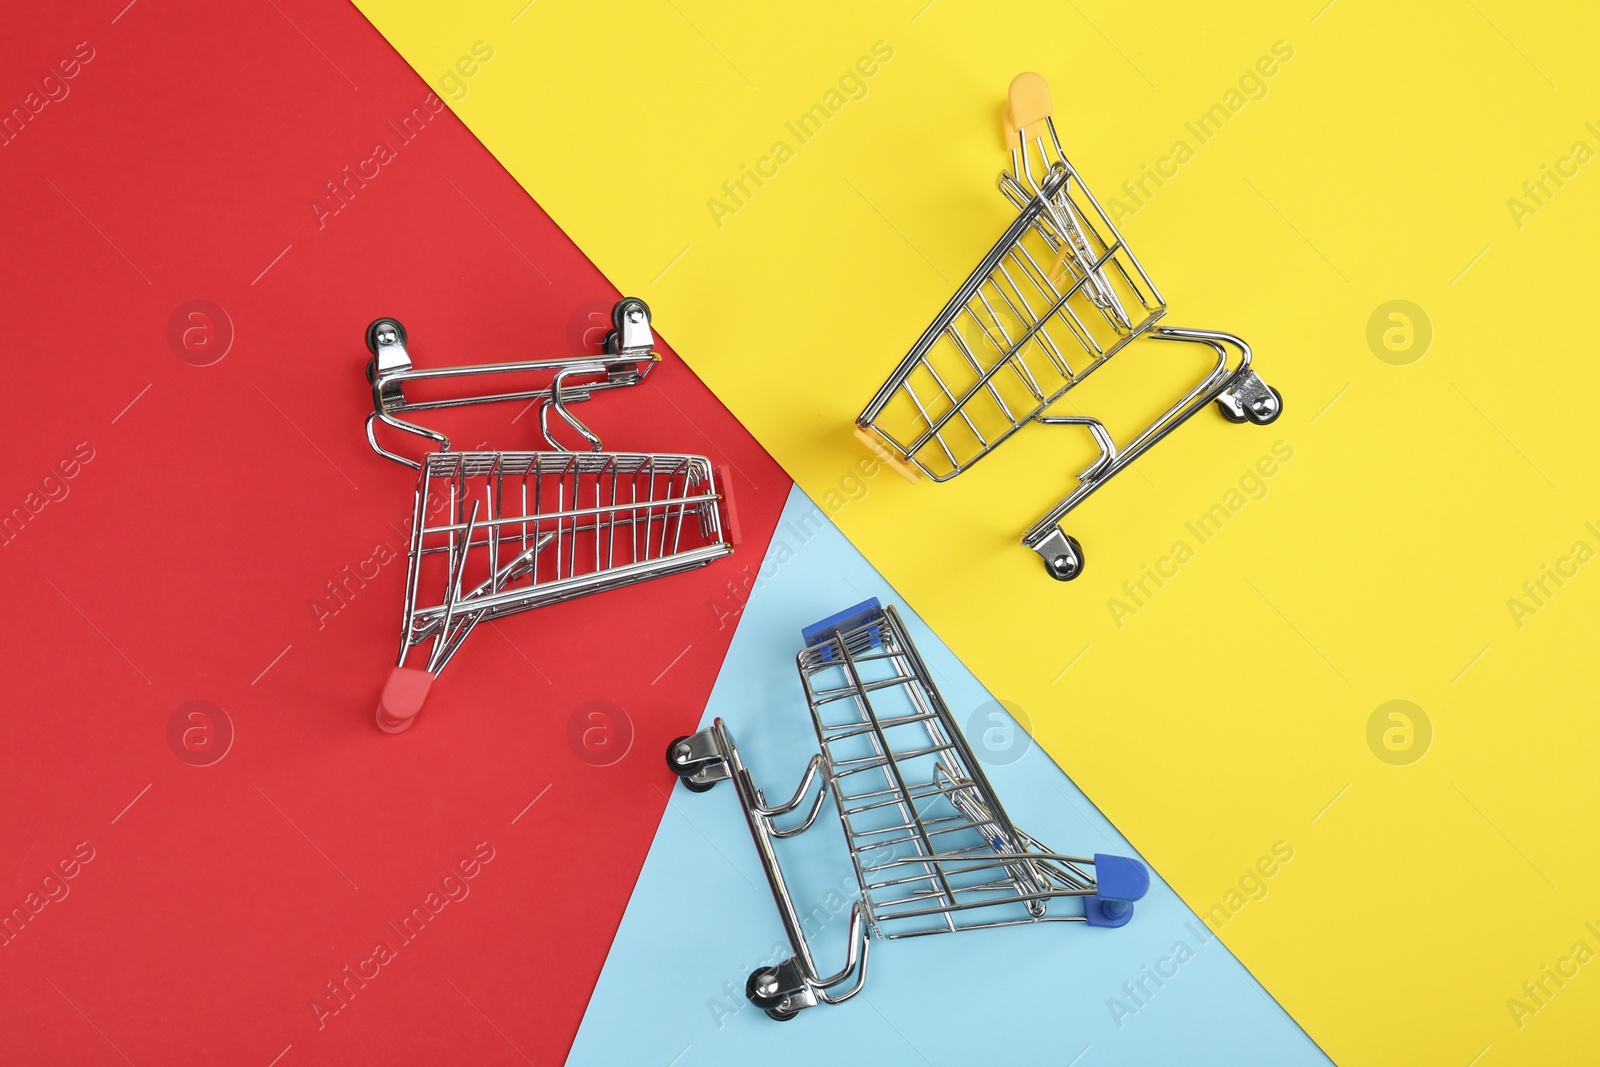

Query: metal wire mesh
[401,451,729,673]
[797,606,1098,939]
[860,127,1166,480]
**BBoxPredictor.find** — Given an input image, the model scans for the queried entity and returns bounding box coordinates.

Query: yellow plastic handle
[853,427,921,483]
[1003,72,1052,146]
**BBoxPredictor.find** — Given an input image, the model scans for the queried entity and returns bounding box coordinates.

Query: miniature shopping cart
[666,599,1148,1019]
[856,73,1282,581]
[362,299,738,732]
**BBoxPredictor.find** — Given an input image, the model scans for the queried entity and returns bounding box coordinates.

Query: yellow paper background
[356,1,1600,1061]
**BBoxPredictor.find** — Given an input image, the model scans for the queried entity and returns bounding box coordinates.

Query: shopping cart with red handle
[362,299,739,732]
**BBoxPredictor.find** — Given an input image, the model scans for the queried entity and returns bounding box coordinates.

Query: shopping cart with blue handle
[666,598,1148,1019]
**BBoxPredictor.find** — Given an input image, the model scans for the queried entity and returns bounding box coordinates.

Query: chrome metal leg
[667,719,870,1018]
[1023,327,1279,580]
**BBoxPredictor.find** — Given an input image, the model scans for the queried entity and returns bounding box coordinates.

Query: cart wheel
[365,356,379,386]
[365,317,406,356]
[1215,397,1248,423]
[1245,386,1284,426]
[1042,535,1085,582]
[666,735,718,792]
[611,297,650,332]
[602,329,620,355]
[765,1007,800,1022]
[665,735,695,774]
[746,968,785,1009]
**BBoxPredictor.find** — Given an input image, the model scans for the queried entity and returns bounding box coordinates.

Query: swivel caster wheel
[365,317,407,383]
[613,297,649,332]
[1037,532,1085,582]
[747,967,802,1017]
[606,298,650,354]
[666,735,717,792]
[1217,380,1282,425]
[1245,386,1283,425]
[1216,397,1248,423]
[365,317,406,354]
[748,966,804,1020]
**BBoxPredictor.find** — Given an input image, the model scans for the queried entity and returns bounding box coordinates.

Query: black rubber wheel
[365,356,378,385]
[1246,386,1284,426]
[603,328,620,355]
[765,1007,799,1022]
[365,317,407,356]
[611,297,649,332]
[665,736,694,775]
[667,735,716,791]
[746,968,784,1010]
[1043,535,1085,582]
[1216,397,1249,423]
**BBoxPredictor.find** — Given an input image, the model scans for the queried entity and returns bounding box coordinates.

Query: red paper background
[0,2,788,1063]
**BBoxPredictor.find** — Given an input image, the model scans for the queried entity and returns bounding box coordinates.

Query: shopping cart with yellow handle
[856,73,1282,581]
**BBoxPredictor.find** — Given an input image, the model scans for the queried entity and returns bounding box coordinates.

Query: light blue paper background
[568,487,1330,1066]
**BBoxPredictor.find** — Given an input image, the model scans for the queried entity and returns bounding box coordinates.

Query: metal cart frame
[667,600,1148,1019]
[361,299,737,732]
[856,74,1282,581]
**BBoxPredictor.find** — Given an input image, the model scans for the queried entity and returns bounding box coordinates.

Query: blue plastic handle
[1083,854,1149,929]
[801,598,884,661]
